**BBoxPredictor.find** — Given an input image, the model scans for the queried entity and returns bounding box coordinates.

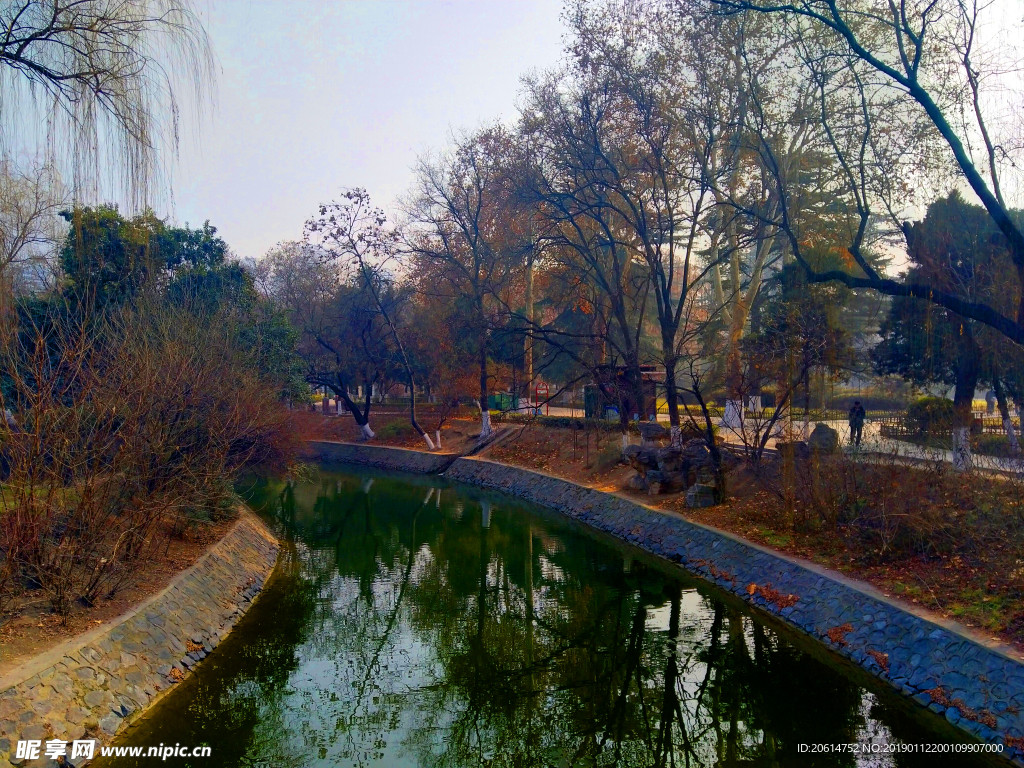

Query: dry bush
[771,449,1022,562]
[0,293,294,621]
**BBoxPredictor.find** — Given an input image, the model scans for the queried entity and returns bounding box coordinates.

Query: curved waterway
[100,466,1007,767]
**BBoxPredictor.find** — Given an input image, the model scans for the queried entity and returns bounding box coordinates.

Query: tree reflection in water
[102,468,1000,768]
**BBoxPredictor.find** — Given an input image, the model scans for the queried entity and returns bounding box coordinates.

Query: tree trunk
[994,377,1020,453]
[952,322,980,471]
[479,336,492,439]
[525,251,534,408]
[352,256,431,448]
[327,376,375,438]
[664,357,682,448]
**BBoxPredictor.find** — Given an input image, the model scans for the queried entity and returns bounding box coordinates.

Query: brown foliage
[0,295,294,622]
[825,623,853,646]
[866,649,889,671]
[769,450,1024,563]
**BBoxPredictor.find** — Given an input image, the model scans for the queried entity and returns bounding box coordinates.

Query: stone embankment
[0,512,278,767]
[305,440,456,473]
[315,439,1024,765]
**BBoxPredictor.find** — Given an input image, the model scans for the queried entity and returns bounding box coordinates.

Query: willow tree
[1,0,215,207]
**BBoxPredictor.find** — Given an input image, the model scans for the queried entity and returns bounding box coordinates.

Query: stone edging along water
[305,440,456,474]
[0,512,278,767]
[313,440,1024,764]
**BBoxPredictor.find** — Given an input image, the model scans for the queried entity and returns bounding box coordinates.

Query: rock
[680,438,711,464]
[660,470,688,494]
[808,423,839,454]
[99,712,121,735]
[686,483,717,508]
[19,724,46,741]
[776,440,811,462]
[64,706,91,727]
[654,447,683,472]
[638,422,668,443]
[627,473,647,492]
[73,666,95,681]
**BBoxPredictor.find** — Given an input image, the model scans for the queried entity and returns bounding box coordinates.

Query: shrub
[376,420,414,440]
[594,442,623,472]
[972,433,1020,458]
[772,451,1023,562]
[0,296,296,621]
[904,396,957,435]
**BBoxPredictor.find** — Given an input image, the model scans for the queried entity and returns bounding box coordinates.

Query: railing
[876,413,1019,439]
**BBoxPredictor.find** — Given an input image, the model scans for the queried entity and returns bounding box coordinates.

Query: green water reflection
[101,466,1004,767]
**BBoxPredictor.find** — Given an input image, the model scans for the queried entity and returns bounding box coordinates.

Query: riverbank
[298,411,1024,656]
[0,511,278,767]
[0,518,235,680]
[310,440,1024,763]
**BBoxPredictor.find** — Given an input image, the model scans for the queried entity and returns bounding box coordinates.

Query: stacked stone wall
[0,512,278,766]
[305,440,454,474]
[445,456,1024,764]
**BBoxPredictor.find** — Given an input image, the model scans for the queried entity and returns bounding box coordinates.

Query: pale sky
[169,0,567,260]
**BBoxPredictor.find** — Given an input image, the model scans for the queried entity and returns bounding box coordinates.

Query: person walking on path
[848,401,866,446]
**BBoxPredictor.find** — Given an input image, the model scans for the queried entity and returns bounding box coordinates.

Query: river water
[99,466,1006,767]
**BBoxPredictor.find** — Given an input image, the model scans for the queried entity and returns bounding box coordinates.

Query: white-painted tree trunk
[435,430,442,450]
[952,427,973,472]
[480,408,492,438]
[621,433,629,454]
[722,399,744,429]
[360,423,375,440]
[1004,417,1020,453]
[481,500,492,529]
[421,432,435,450]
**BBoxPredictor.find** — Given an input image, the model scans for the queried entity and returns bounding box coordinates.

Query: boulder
[638,421,669,443]
[646,469,687,495]
[627,437,734,495]
[627,473,647,492]
[776,440,812,463]
[624,444,658,475]
[680,438,711,464]
[808,423,840,454]
[654,446,683,472]
[623,444,645,463]
[685,483,717,508]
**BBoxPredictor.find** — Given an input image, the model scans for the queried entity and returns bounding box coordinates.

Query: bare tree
[560,1,723,447]
[260,241,385,439]
[706,0,1024,346]
[518,64,656,448]
[404,128,523,442]
[0,158,65,289]
[306,190,437,449]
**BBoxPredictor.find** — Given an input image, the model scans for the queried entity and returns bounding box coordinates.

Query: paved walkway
[534,406,1021,474]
